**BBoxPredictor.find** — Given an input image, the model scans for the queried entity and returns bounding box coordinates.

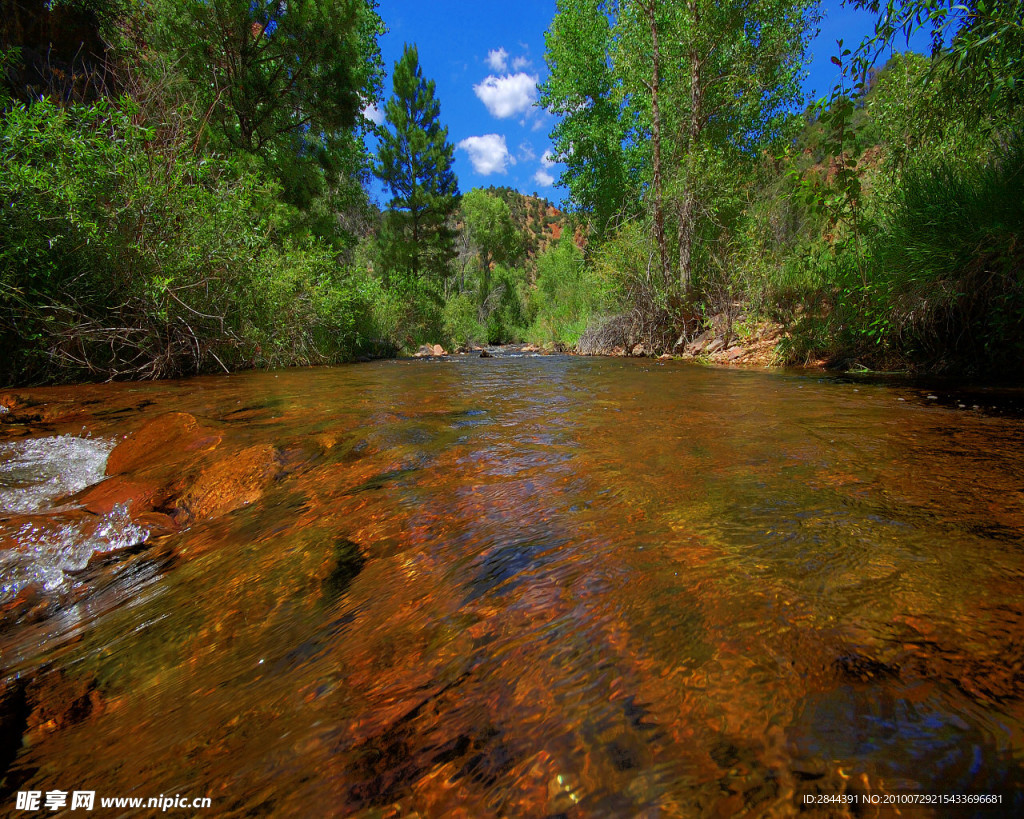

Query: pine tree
[376,44,459,284]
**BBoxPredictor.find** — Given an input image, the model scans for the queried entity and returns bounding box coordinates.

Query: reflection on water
[2,357,1024,816]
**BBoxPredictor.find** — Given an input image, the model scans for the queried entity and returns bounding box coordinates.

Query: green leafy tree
[376,43,459,284]
[460,188,521,296]
[147,0,384,237]
[846,0,1023,124]
[614,0,818,291]
[543,0,817,292]
[540,0,645,237]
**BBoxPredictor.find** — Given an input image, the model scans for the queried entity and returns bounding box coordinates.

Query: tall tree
[147,0,384,236]
[540,0,644,238]
[616,0,818,292]
[634,0,669,285]
[376,43,459,284]
[546,0,816,292]
[461,188,521,296]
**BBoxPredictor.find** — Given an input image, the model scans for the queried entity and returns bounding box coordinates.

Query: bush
[529,236,610,345]
[484,265,531,344]
[0,96,378,384]
[871,132,1024,371]
[441,291,484,349]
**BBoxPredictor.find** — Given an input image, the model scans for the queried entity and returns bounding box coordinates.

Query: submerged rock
[24,669,103,743]
[105,412,221,476]
[77,412,281,525]
[174,443,279,523]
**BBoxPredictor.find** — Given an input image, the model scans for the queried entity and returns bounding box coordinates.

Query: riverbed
[2,354,1023,816]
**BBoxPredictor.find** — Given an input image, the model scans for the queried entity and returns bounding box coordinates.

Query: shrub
[0,96,379,383]
[872,132,1024,371]
[441,291,484,349]
[529,236,610,346]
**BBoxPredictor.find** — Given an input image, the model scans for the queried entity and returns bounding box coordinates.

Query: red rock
[75,474,171,517]
[173,444,280,523]
[24,670,102,742]
[106,412,221,476]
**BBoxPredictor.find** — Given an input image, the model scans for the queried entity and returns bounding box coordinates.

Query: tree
[845,0,1024,125]
[376,43,459,284]
[460,188,521,296]
[543,0,816,293]
[147,0,384,235]
[540,0,644,238]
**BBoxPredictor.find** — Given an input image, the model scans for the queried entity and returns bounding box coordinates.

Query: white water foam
[0,435,149,601]
[0,434,116,514]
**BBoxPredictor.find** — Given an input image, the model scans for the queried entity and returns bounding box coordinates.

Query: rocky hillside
[479,186,582,269]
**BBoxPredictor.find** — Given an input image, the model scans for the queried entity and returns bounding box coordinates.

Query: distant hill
[479,186,583,271]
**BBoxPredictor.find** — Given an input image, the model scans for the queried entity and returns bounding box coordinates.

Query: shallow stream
[1,355,1023,816]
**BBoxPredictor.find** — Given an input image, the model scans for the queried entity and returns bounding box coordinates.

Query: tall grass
[873,132,1024,370]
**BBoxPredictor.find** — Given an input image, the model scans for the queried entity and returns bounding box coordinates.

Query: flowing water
[2,354,1024,817]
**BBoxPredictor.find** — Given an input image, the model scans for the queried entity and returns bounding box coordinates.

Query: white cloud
[361,102,385,125]
[517,141,536,162]
[533,149,557,186]
[533,168,555,187]
[457,134,512,175]
[473,72,539,119]
[486,47,508,72]
[512,55,532,71]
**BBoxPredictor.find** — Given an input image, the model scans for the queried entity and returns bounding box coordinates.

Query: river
[2,354,1023,816]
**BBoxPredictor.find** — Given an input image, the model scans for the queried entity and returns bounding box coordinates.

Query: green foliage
[869,134,1024,368]
[145,0,384,242]
[441,292,485,349]
[0,97,383,383]
[543,0,818,300]
[530,236,610,345]
[847,0,1024,126]
[540,0,644,236]
[460,188,522,290]
[481,265,532,344]
[375,43,459,284]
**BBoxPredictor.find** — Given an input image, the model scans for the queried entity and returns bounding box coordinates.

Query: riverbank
[573,313,792,369]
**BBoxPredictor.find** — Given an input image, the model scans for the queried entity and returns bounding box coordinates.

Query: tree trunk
[677,191,696,293]
[481,248,490,299]
[639,0,670,288]
[677,0,703,294]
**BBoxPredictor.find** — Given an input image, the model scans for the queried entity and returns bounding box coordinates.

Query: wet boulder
[173,444,279,523]
[105,412,221,476]
[72,412,221,518]
[78,412,280,526]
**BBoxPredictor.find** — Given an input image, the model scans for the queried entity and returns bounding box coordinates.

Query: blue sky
[365,1,926,209]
